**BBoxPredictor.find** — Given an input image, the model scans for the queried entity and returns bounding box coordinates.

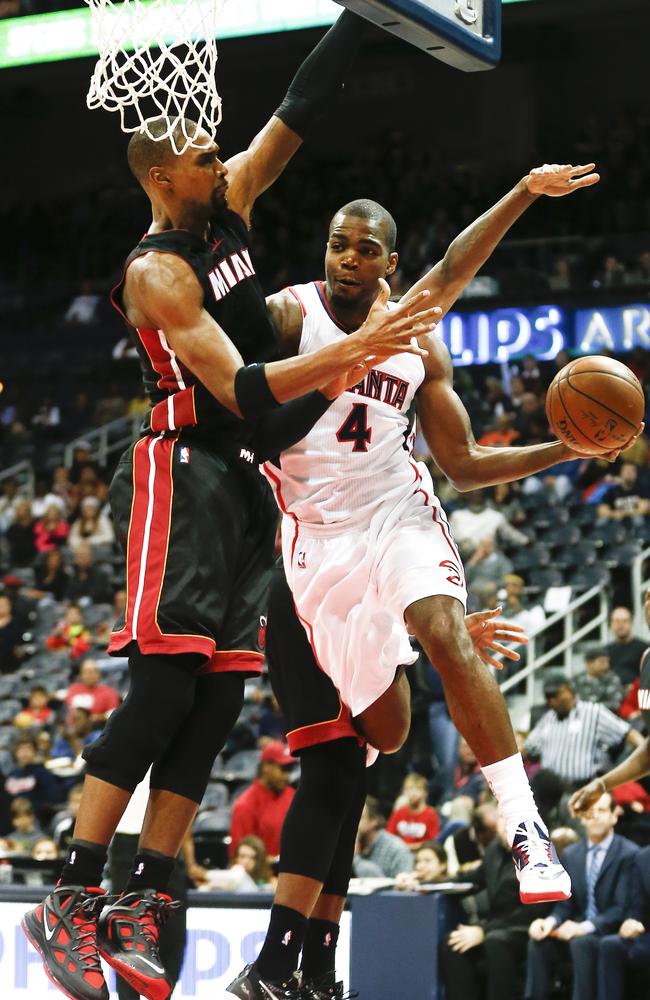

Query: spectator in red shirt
[619,676,642,721]
[46,605,92,662]
[14,686,55,730]
[64,658,120,725]
[33,503,69,554]
[386,773,440,850]
[229,742,297,860]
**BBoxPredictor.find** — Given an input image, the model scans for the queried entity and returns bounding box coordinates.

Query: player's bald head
[331,199,397,253]
[127,117,203,186]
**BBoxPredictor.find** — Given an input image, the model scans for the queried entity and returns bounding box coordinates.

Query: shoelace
[304,975,359,999]
[69,893,115,970]
[132,896,182,946]
[520,823,553,867]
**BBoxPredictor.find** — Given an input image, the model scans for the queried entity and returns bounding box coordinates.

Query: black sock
[59,839,108,888]
[255,904,308,984]
[124,849,176,895]
[300,918,340,983]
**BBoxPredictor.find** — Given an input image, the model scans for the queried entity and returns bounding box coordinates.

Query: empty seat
[200,781,230,811]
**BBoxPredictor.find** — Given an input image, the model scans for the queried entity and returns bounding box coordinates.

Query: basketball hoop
[83,0,226,154]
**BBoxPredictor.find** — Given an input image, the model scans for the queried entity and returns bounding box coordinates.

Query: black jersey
[639,647,650,732]
[111,208,278,449]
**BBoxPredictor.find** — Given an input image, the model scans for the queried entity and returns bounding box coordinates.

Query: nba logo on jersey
[297,550,307,569]
[179,446,190,464]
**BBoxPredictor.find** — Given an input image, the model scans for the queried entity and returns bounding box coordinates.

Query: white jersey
[262,280,427,527]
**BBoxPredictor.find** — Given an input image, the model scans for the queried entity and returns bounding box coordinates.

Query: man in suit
[597,845,650,1000]
[527,792,638,1000]
[439,813,548,1000]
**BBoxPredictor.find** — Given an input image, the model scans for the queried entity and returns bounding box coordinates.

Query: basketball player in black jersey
[570,587,650,815]
[21,15,442,1000]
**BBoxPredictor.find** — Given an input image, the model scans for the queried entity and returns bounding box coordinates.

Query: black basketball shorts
[108,432,276,676]
[266,561,361,754]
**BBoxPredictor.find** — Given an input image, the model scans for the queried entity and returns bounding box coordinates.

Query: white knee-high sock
[481,752,545,845]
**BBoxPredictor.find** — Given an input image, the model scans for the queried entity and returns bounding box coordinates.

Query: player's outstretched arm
[417,337,575,491]
[225,11,364,226]
[569,738,650,817]
[400,164,599,318]
[128,258,437,418]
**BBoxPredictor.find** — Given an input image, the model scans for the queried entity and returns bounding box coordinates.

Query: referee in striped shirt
[525,670,644,789]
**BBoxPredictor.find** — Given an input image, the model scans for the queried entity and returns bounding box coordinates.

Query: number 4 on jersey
[337,403,372,453]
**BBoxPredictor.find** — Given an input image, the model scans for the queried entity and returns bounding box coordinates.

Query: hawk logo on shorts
[440,559,463,587]
[179,446,191,464]
[297,550,307,569]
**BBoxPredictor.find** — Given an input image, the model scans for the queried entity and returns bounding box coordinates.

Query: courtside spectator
[229,742,296,860]
[232,836,275,889]
[46,604,92,662]
[354,796,414,878]
[527,792,638,1000]
[597,461,650,526]
[66,542,112,604]
[5,498,36,567]
[444,802,499,876]
[33,502,68,553]
[449,490,528,557]
[33,548,70,601]
[67,495,114,552]
[64,659,120,724]
[386,773,440,849]
[525,670,643,788]
[52,706,102,761]
[606,607,648,687]
[395,841,448,890]
[598,845,650,1000]
[4,737,61,819]
[52,784,84,852]
[619,676,642,721]
[574,645,624,712]
[440,813,548,1000]
[0,593,28,674]
[464,536,513,591]
[13,686,55,730]
[5,797,43,853]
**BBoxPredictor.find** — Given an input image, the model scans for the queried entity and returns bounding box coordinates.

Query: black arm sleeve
[251,391,333,462]
[274,10,365,138]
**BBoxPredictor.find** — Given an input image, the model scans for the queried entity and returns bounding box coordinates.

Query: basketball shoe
[225,963,303,999]
[97,889,179,1000]
[21,885,109,1000]
[512,819,572,903]
[300,974,359,999]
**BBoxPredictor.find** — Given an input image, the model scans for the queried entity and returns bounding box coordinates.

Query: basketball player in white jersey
[226,163,640,1000]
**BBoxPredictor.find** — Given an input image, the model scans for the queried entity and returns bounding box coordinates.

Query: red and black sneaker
[97,889,179,1000]
[21,885,108,1000]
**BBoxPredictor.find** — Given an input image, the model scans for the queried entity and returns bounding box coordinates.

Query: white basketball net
[84,0,226,154]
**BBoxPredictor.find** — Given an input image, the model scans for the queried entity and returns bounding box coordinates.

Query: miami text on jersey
[348,368,410,410]
[208,248,256,302]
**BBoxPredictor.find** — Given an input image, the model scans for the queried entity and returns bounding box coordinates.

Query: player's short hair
[127,117,201,185]
[331,199,397,253]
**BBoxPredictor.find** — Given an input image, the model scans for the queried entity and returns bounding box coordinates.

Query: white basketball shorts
[281,477,468,720]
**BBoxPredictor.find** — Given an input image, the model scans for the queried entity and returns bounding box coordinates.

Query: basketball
[546,355,645,456]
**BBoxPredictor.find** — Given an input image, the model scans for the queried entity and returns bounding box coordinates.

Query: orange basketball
[546,355,645,456]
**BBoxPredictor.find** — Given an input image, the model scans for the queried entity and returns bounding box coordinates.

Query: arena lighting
[0,0,530,70]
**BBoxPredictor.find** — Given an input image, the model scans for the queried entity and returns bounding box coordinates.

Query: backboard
[337,0,501,71]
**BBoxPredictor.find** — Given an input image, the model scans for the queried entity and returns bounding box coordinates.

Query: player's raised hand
[525,163,600,198]
[352,279,441,363]
[465,606,529,670]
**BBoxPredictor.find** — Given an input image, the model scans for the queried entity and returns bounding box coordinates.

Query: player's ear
[386,251,399,277]
[149,165,172,189]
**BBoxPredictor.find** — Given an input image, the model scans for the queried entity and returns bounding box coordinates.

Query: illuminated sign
[439,302,650,366]
[0,0,531,70]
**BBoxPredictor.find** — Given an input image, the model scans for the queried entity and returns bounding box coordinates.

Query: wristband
[234,363,280,420]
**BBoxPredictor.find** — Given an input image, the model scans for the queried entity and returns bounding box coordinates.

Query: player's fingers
[490,642,521,661]
[570,162,596,175]
[391,288,431,315]
[479,651,505,670]
[491,620,527,635]
[374,277,391,308]
[392,304,442,328]
[569,173,600,189]
[492,628,529,644]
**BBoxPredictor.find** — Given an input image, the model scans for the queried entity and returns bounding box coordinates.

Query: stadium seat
[589,522,630,548]
[212,749,261,783]
[0,699,23,725]
[549,524,581,550]
[569,565,611,591]
[193,806,232,835]
[601,541,643,569]
[200,781,230,811]
[527,567,565,592]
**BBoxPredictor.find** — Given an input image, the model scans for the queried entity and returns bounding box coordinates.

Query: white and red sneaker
[512,819,572,904]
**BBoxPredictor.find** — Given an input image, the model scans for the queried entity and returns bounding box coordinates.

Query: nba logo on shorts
[297,550,307,569]
[180,446,190,464]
